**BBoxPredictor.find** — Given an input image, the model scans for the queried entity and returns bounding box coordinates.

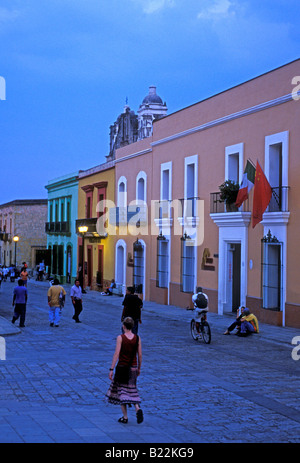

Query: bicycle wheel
[201,321,211,344]
[190,320,200,341]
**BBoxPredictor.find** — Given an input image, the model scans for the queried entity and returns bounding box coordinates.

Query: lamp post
[78,226,88,292]
[13,235,19,267]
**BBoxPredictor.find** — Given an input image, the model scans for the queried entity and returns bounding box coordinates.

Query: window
[156,235,169,288]
[261,232,283,311]
[60,201,64,222]
[184,155,198,218]
[180,234,195,293]
[225,143,244,184]
[157,162,172,223]
[136,172,147,203]
[81,185,94,219]
[95,183,107,218]
[86,192,93,218]
[118,176,127,207]
[161,163,172,202]
[265,131,289,212]
[133,239,144,294]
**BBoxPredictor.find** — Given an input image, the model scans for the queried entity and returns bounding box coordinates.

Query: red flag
[252,161,272,228]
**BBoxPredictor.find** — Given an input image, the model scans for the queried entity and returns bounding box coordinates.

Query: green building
[45,172,79,284]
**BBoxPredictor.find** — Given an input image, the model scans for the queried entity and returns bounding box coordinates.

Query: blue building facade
[45,172,79,284]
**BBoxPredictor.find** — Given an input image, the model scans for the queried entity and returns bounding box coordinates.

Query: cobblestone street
[0,279,300,443]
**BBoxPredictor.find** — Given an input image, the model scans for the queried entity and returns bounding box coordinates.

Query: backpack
[195,293,208,309]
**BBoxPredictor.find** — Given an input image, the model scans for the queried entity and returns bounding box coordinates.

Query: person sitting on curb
[237,308,259,337]
[223,306,245,335]
[101,279,116,296]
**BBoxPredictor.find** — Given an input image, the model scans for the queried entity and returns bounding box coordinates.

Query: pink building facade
[113,59,300,328]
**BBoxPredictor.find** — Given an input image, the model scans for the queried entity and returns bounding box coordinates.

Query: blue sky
[0,0,299,204]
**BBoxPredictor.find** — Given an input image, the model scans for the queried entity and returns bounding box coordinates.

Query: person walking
[106,317,143,424]
[121,287,143,334]
[70,279,83,323]
[47,278,66,327]
[12,279,28,327]
[20,266,29,287]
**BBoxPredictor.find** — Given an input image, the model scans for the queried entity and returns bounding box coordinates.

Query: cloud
[197,0,235,20]
[132,0,175,14]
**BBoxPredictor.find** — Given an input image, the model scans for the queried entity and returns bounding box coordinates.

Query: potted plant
[218,180,240,211]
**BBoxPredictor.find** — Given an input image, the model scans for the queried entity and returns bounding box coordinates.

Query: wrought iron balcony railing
[210,186,289,214]
[45,221,70,234]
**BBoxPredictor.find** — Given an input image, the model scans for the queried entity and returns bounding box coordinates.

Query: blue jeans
[240,321,255,334]
[49,306,60,325]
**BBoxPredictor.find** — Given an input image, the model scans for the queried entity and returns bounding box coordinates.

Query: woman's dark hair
[123,317,134,330]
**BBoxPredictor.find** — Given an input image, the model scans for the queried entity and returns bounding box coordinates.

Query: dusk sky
[0,0,299,205]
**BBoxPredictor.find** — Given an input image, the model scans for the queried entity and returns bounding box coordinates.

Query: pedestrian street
[0,279,300,443]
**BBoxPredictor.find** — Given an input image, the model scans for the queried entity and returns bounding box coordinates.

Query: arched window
[118,176,127,207]
[136,171,147,203]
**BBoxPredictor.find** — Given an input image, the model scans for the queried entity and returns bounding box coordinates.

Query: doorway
[87,245,93,287]
[225,242,241,313]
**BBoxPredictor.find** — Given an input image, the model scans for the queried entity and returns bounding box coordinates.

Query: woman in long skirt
[106,316,143,424]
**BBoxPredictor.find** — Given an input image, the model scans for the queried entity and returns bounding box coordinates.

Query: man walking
[121,286,143,334]
[47,278,66,327]
[70,279,83,323]
[12,279,28,327]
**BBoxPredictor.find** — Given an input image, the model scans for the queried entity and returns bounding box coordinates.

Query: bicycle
[187,305,211,344]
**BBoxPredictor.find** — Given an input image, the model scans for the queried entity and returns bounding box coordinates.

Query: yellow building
[76,161,115,291]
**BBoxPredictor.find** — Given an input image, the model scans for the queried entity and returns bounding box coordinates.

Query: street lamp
[13,235,19,267]
[78,226,88,292]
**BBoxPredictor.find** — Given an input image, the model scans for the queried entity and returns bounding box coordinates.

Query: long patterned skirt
[106,366,141,405]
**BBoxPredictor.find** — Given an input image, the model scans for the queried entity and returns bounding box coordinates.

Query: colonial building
[0,199,47,270]
[113,137,152,298]
[113,59,300,328]
[109,86,168,297]
[76,161,115,291]
[45,172,79,284]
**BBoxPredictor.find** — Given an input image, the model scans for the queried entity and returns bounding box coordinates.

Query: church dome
[142,86,163,105]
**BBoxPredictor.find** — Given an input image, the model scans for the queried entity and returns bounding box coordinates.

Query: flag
[235,160,256,207]
[252,161,272,228]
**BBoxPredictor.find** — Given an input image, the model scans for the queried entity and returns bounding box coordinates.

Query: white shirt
[70,284,82,300]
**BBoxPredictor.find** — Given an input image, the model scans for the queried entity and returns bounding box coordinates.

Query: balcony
[268,186,289,212]
[0,231,10,242]
[109,205,147,227]
[75,217,107,238]
[45,221,70,234]
[210,186,289,214]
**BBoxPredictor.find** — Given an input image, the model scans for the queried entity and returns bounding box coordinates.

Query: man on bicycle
[192,287,208,335]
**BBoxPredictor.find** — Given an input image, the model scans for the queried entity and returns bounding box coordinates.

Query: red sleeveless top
[118,334,138,367]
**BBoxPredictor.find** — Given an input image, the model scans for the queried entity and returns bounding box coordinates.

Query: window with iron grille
[156,235,169,288]
[180,234,195,293]
[261,231,283,311]
[133,240,144,294]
